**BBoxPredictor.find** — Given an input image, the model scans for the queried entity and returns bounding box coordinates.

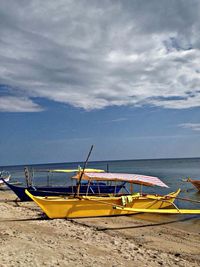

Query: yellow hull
[26,189,181,219]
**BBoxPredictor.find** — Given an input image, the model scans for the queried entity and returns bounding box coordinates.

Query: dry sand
[0,189,200,267]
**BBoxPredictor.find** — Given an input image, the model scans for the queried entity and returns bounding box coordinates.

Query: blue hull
[1,179,125,201]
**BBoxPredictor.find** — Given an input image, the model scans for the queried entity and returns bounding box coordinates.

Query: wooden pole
[106,164,109,173]
[74,145,94,197]
[130,183,133,194]
[24,167,31,187]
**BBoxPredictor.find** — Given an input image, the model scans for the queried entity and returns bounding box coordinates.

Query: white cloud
[0,0,200,112]
[0,96,43,112]
[179,123,200,131]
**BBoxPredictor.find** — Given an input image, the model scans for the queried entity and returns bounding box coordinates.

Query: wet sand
[0,189,200,267]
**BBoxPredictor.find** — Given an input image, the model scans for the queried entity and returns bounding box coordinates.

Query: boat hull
[189,179,200,191]
[25,189,180,219]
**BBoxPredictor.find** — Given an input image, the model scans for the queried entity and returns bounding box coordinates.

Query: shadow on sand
[96,215,200,231]
[68,214,200,231]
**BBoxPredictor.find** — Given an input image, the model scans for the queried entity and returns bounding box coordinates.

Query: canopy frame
[73,172,169,188]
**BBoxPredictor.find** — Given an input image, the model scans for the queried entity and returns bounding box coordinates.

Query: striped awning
[73,172,169,188]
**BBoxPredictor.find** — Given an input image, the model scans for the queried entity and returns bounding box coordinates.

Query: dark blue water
[1,157,200,210]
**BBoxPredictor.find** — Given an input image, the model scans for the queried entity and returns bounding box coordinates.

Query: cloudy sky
[0,0,200,165]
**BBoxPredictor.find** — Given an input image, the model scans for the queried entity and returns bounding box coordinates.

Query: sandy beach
[0,189,199,267]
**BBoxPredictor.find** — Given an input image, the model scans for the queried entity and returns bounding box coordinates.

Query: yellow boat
[25,188,181,218]
[26,171,196,218]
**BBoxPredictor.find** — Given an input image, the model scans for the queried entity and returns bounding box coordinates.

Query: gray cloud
[0,0,200,111]
[179,123,200,131]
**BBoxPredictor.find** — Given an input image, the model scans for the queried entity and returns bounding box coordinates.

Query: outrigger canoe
[1,178,126,201]
[187,178,200,192]
[25,172,195,219]
[26,188,182,218]
[1,168,126,201]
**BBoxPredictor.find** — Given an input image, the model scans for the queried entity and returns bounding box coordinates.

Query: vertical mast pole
[74,145,94,197]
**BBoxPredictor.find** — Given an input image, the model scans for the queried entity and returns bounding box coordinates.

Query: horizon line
[1,156,200,169]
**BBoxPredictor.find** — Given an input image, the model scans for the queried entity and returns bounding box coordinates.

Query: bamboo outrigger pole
[114,206,200,214]
[74,145,94,197]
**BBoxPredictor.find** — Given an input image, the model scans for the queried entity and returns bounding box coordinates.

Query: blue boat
[1,178,127,201]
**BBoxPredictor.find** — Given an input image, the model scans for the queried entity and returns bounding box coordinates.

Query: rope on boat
[82,193,199,214]
[165,195,200,204]
[82,196,127,209]
[82,194,176,211]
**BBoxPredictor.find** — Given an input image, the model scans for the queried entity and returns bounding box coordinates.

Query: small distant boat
[25,171,193,219]
[0,171,11,187]
[187,178,200,192]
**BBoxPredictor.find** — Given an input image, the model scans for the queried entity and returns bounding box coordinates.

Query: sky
[0,0,200,166]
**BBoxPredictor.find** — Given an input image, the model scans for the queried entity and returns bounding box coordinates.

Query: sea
[1,157,200,229]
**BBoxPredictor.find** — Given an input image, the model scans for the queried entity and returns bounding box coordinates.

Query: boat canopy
[73,172,169,188]
[50,168,105,173]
